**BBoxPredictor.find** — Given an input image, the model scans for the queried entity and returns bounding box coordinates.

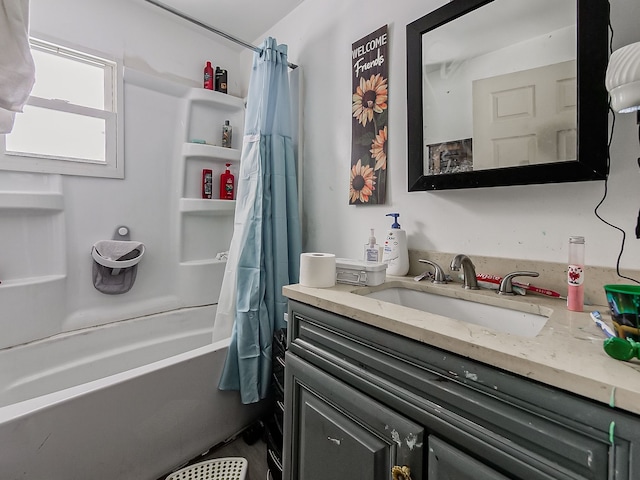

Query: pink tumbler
[567,236,585,312]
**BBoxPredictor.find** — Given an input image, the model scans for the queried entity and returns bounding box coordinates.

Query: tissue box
[335,258,387,286]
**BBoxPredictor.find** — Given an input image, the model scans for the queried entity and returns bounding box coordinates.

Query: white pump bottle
[381,213,409,276]
[364,228,382,262]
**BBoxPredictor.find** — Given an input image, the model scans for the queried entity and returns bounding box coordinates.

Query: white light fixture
[605,41,640,240]
[606,41,640,113]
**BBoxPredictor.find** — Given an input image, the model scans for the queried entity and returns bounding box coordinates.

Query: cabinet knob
[391,465,413,480]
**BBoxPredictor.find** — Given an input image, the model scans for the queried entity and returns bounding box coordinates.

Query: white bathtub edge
[0,337,231,423]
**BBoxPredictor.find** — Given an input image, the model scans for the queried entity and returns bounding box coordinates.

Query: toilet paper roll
[299,253,336,288]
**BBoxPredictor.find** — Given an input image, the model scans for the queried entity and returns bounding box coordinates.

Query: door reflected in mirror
[406,0,609,191]
[422,0,575,174]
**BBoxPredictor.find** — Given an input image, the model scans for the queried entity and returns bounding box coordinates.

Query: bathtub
[0,306,264,480]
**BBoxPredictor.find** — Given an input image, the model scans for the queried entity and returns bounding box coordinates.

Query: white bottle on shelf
[363,228,382,262]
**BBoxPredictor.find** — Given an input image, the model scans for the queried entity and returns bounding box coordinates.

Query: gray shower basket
[166,457,248,480]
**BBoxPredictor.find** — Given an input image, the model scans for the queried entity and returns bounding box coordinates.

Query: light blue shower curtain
[217,38,301,404]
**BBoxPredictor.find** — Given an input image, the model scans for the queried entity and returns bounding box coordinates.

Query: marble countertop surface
[283,276,640,416]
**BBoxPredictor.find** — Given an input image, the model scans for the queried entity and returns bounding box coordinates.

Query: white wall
[0,0,251,347]
[29,0,250,96]
[262,0,640,271]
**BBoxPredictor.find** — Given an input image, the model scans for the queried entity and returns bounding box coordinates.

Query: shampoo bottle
[220,163,235,200]
[203,61,214,90]
[202,168,212,199]
[382,213,409,276]
[222,120,232,148]
[215,67,228,93]
[363,228,382,262]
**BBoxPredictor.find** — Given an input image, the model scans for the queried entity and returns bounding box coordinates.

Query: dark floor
[203,435,269,480]
[159,431,269,480]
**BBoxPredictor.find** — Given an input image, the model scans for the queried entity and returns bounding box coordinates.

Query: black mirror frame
[406,0,610,191]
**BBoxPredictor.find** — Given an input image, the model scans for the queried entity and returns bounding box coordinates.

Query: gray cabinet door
[428,436,510,480]
[284,352,424,480]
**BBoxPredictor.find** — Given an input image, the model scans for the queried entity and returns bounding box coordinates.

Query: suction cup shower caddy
[91,226,146,294]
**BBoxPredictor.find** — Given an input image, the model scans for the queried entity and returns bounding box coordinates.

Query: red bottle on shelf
[220,163,234,200]
[203,61,214,90]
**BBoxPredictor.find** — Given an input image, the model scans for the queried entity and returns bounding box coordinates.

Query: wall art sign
[350,25,388,205]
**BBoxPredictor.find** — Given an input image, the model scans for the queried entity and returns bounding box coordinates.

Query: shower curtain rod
[143,0,298,69]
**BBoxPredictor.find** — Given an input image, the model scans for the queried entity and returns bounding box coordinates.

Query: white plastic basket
[166,457,248,480]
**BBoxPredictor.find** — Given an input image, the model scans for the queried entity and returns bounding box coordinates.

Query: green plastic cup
[603,284,640,341]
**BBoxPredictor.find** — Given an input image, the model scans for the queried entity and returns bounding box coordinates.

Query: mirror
[406,0,609,191]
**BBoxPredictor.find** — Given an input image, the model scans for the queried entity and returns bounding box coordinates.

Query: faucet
[417,259,447,284]
[498,271,539,295]
[450,254,479,289]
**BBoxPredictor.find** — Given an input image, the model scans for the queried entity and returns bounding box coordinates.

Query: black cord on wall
[636,110,640,240]
[592,12,640,284]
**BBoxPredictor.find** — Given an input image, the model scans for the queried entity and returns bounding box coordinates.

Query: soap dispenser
[364,228,382,262]
[382,213,409,276]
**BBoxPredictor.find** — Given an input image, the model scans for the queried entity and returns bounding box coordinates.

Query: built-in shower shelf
[186,87,244,110]
[0,192,64,211]
[179,259,226,267]
[182,142,241,162]
[0,274,66,288]
[179,198,236,214]
[175,81,243,307]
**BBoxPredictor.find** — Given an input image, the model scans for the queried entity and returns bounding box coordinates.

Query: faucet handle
[498,271,539,296]
[418,259,447,284]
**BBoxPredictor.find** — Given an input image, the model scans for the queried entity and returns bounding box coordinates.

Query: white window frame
[0,36,124,178]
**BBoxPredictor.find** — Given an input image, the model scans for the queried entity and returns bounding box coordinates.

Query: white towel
[0,0,35,133]
[0,110,15,134]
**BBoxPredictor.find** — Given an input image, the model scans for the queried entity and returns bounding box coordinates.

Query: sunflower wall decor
[350,25,388,205]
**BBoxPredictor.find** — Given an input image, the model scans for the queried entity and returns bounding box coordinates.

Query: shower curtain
[215,38,301,404]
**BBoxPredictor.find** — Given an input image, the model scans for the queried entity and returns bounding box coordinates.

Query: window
[0,37,123,178]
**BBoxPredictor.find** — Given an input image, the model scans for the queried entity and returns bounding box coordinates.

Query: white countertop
[283,276,640,416]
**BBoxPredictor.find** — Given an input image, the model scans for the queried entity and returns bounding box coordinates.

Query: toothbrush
[591,311,615,338]
[474,273,564,298]
[520,284,565,299]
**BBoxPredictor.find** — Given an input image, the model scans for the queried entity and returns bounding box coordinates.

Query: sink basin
[359,287,549,337]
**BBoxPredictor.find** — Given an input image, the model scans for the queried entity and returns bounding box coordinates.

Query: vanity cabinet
[427,436,509,480]
[286,353,424,479]
[283,300,640,480]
